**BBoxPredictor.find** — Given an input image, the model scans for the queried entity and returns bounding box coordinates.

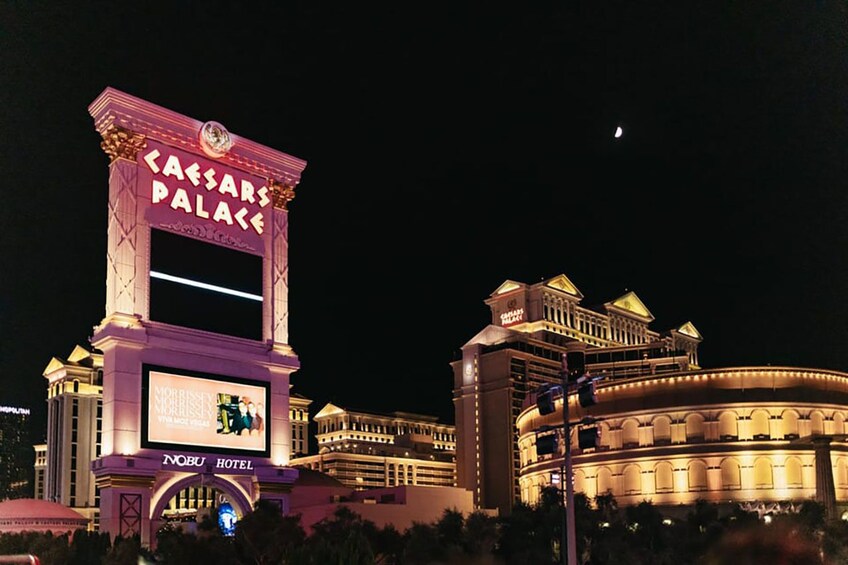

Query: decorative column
[812,437,837,519]
[267,179,296,347]
[99,125,146,321]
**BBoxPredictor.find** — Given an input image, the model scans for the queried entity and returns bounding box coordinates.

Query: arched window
[622,419,639,448]
[811,412,825,435]
[686,414,705,442]
[750,410,770,439]
[785,457,803,488]
[834,413,846,435]
[754,458,773,488]
[655,462,674,493]
[573,469,586,495]
[623,465,641,495]
[836,458,848,488]
[688,460,707,491]
[718,412,738,440]
[781,410,799,439]
[653,416,671,444]
[597,467,613,495]
[720,459,741,490]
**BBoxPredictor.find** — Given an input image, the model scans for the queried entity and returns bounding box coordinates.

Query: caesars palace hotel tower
[452,275,702,515]
[85,88,306,544]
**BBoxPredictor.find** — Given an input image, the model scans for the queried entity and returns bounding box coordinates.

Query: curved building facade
[517,366,848,515]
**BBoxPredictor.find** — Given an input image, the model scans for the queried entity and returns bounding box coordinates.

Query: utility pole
[534,348,600,565]
[562,352,577,565]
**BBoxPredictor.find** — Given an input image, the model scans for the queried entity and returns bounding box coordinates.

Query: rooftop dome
[0,498,88,522]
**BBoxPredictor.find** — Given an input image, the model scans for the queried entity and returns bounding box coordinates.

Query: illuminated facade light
[150,271,263,301]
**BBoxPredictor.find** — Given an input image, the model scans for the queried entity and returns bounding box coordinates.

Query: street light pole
[562,353,577,565]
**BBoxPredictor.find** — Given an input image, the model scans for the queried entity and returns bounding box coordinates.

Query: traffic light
[578,427,601,450]
[536,386,556,416]
[577,381,597,408]
[536,434,558,456]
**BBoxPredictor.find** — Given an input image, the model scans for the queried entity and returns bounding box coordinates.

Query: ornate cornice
[89,87,307,182]
[269,179,296,210]
[100,124,147,163]
[158,221,256,252]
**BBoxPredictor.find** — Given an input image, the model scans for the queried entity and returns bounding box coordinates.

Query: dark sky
[2,3,848,440]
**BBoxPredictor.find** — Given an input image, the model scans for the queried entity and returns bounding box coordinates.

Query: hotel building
[0,405,34,500]
[33,444,46,500]
[290,393,311,457]
[517,365,848,519]
[290,403,457,490]
[452,274,703,515]
[41,345,103,526]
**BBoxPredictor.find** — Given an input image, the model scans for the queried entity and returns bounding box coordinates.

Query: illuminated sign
[142,366,269,456]
[161,453,256,472]
[141,141,270,236]
[500,308,525,327]
[0,406,30,415]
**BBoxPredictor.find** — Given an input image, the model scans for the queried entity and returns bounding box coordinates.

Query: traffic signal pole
[562,352,578,565]
[535,349,599,565]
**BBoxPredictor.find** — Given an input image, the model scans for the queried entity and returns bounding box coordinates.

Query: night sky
[2,3,848,441]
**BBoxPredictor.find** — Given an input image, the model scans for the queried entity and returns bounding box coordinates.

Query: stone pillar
[97,473,155,546]
[99,125,146,320]
[268,180,296,346]
[813,437,837,519]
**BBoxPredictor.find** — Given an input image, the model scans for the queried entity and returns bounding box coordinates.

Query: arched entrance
[150,474,254,537]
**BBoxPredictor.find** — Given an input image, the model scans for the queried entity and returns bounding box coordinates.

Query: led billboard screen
[141,365,269,456]
[148,228,263,340]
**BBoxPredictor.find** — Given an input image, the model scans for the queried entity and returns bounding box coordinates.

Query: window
[622,420,639,447]
[754,458,773,488]
[781,411,799,439]
[688,461,707,491]
[750,410,770,439]
[718,412,738,440]
[655,462,674,493]
[786,457,802,488]
[686,414,705,441]
[597,467,613,495]
[623,466,641,495]
[720,459,741,490]
[653,416,671,444]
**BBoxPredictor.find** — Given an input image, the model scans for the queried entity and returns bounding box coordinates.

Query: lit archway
[597,467,613,495]
[753,458,774,489]
[720,458,741,490]
[654,462,674,494]
[151,474,253,528]
[785,457,802,488]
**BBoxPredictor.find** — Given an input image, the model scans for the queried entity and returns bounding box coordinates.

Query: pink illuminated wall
[87,86,307,545]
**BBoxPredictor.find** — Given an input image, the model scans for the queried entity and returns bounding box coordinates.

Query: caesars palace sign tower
[86,88,306,544]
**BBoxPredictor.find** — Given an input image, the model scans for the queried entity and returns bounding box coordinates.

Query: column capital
[100,124,147,163]
[269,179,296,210]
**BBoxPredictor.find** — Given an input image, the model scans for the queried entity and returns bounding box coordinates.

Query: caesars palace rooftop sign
[142,141,270,236]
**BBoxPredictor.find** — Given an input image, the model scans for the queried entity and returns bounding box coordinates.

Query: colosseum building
[517,366,848,518]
